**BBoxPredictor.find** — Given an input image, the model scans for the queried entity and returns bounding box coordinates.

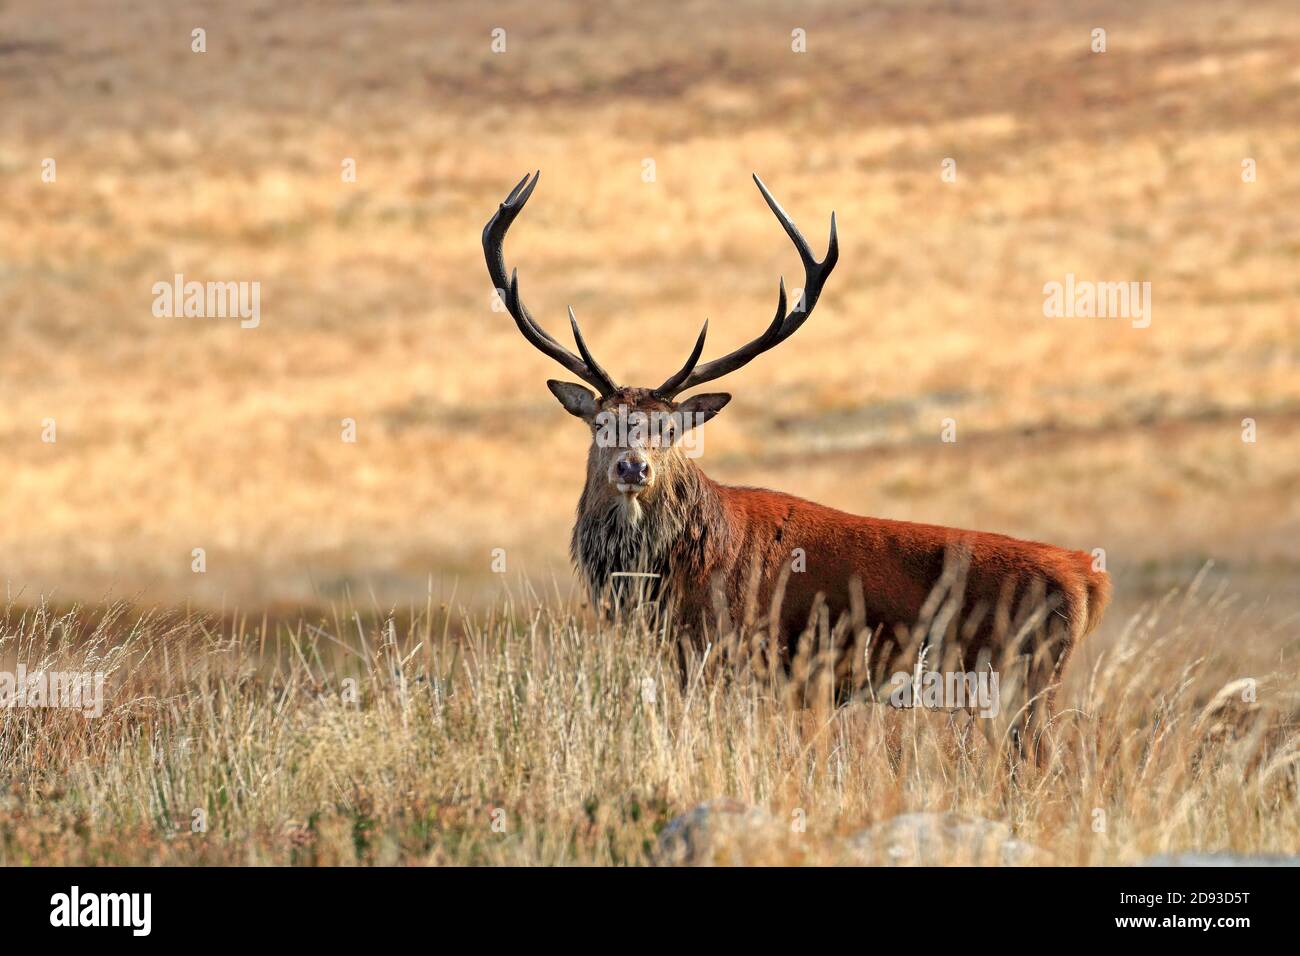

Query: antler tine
[568,307,618,391]
[483,172,619,396]
[659,176,838,398]
[655,319,709,397]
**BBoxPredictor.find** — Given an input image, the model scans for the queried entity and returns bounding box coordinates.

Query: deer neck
[571,457,724,603]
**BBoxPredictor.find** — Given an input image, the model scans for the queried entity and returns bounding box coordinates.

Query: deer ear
[547,380,599,420]
[676,392,731,428]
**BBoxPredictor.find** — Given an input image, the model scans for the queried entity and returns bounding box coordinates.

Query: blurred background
[0,0,1297,618]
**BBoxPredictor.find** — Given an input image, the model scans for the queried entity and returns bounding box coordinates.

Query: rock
[655,805,1048,866]
[653,800,782,866]
[1137,853,1300,867]
[845,812,1043,866]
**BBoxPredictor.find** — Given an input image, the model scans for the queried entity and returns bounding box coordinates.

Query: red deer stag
[483,171,1111,753]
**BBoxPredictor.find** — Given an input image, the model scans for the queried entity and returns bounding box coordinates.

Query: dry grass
[2,572,1296,865]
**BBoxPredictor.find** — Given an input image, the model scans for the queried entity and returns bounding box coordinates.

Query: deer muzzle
[614,455,651,494]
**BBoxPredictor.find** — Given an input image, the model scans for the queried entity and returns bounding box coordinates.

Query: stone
[845,812,1043,866]
[653,800,782,866]
[1137,853,1300,867]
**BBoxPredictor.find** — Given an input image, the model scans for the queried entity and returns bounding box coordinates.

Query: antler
[483,172,619,396]
[657,174,838,398]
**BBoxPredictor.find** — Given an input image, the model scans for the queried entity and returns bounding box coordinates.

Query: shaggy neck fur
[572,453,727,611]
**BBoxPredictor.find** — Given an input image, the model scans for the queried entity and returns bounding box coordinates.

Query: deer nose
[617,458,649,484]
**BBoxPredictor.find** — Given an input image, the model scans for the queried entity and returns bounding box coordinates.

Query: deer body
[569,415,1109,681]
[483,172,1111,747]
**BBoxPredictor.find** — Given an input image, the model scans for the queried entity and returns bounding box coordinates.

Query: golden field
[0,0,1298,864]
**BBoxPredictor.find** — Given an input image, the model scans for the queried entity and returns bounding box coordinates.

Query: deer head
[482,172,838,520]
